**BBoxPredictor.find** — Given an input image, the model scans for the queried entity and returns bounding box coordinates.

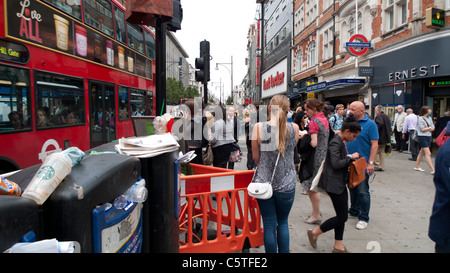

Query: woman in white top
[414,105,435,174]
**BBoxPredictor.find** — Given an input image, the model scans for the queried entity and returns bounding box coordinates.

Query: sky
[174,0,258,101]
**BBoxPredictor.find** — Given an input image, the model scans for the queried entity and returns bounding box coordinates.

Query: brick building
[290,0,450,123]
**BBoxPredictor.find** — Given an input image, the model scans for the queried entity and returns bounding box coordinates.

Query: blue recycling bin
[9,152,142,253]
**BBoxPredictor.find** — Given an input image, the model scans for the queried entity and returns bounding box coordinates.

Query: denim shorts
[418,136,431,148]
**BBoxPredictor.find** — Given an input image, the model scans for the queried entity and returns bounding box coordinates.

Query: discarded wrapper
[0,176,21,196]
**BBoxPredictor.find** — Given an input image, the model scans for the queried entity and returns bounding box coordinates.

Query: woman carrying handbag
[251,95,300,253]
[307,115,361,253]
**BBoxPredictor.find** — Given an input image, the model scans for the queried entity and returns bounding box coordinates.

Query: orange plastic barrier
[178,164,264,253]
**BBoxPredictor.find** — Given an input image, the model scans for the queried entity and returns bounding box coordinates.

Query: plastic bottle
[113,179,147,209]
[113,195,129,210]
[123,179,148,203]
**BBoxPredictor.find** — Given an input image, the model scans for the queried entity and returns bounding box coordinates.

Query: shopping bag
[202,143,213,165]
[309,159,325,193]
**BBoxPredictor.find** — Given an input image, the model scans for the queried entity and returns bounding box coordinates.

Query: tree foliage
[166,77,201,105]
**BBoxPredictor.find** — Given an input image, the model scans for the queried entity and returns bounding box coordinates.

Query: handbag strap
[269,152,281,184]
[252,152,281,184]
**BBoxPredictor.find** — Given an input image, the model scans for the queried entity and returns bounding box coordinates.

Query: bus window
[146,90,153,116]
[0,65,31,133]
[42,0,82,20]
[144,30,155,59]
[130,88,152,116]
[35,71,85,128]
[118,86,129,121]
[114,5,127,44]
[130,88,145,116]
[84,0,114,38]
[127,24,144,54]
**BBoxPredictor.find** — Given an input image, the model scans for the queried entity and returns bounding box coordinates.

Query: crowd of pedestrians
[182,96,449,253]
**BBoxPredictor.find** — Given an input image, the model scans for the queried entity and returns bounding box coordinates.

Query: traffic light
[167,0,183,32]
[195,40,210,84]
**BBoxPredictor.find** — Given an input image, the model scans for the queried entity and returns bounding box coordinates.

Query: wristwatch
[369,161,374,165]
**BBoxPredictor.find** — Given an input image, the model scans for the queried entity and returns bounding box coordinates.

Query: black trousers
[394,127,404,150]
[319,189,348,240]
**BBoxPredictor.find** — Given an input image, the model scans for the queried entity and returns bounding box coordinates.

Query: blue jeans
[349,174,371,222]
[257,189,295,253]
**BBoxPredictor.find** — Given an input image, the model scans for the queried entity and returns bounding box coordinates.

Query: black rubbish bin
[141,150,180,253]
[0,195,40,252]
[10,152,141,253]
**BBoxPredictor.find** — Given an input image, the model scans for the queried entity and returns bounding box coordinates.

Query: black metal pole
[155,15,167,116]
[203,82,208,106]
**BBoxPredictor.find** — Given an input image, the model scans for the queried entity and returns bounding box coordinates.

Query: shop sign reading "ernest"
[389,64,440,82]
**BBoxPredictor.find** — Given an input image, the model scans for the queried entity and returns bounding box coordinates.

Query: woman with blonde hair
[251,95,300,252]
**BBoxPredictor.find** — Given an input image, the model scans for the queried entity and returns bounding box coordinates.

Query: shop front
[289,76,318,109]
[289,78,366,109]
[370,32,450,123]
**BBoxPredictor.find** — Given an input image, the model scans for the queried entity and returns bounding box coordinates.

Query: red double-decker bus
[0,0,156,173]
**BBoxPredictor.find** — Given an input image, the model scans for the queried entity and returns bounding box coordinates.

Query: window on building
[323,27,333,61]
[323,0,332,10]
[294,5,304,35]
[348,13,362,39]
[0,66,31,132]
[84,0,114,37]
[307,41,316,68]
[35,71,85,128]
[384,0,408,32]
[305,0,318,26]
[294,49,302,72]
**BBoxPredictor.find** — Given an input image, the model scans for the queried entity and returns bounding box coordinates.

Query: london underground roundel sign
[346,34,371,56]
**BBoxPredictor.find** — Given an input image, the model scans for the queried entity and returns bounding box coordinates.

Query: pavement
[232,133,437,253]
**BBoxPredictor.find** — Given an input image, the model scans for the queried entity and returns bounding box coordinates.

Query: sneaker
[356,221,368,230]
[414,167,425,172]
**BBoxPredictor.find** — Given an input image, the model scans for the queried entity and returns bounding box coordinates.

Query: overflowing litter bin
[9,152,142,253]
[0,195,40,252]
[140,150,180,253]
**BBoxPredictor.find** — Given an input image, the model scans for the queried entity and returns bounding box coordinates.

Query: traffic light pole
[203,83,208,106]
[155,15,167,116]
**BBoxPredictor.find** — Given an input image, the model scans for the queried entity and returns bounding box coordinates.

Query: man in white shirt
[402,108,419,161]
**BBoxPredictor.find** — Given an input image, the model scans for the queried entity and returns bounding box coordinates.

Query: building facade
[288,0,450,122]
[249,0,293,104]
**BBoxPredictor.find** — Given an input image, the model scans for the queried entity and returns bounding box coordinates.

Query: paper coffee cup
[22,153,72,205]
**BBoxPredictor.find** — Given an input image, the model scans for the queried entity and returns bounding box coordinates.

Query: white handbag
[247,152,280,200]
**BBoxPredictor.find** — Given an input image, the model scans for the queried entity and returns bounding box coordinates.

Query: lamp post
[209,81,224,105]
[215,56,233,104]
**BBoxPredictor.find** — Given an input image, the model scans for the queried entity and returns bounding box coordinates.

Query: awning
[289,78,365,99]
[327,78,365,90]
